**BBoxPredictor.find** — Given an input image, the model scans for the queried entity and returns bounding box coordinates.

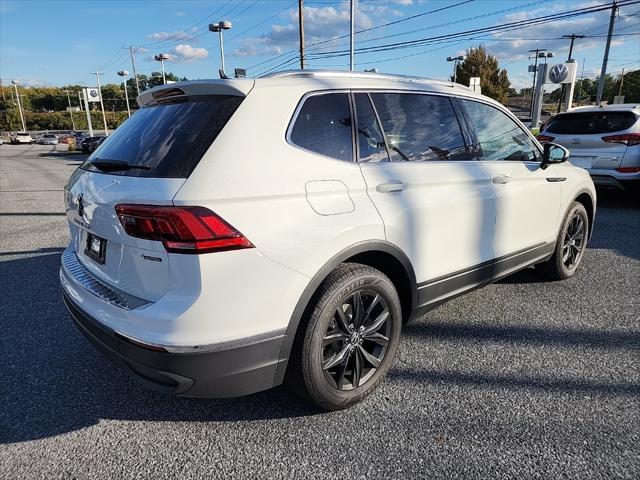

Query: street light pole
[154,54,169,84]
[92,71,109,136]
[118,70,131,117]
[64,89,76,130]
[11,80,26,132]
[209,21,232,77]
[447,55,464,83]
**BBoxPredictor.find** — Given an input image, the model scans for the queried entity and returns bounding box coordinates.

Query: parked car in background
[0,137,4,145]
[61,71,596,411]
[38,133,59,145]
[80,136,105,153]
[538,104,640,193]
[10,132,33,144]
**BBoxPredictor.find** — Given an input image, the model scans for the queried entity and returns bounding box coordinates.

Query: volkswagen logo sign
[88,89,98,98]
[549,64,569,83]
[571,138,581,145]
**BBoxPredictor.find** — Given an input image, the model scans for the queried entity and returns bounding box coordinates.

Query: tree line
[0,71,184,131]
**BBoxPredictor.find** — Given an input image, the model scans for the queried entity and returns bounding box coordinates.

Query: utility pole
[557,34,585,112]
[596,0,617,105]
[618,68,625,96]
[92,72,109,136]
[64,90,76,130]
[298,0,305,69]
[349,0,356,71]
[129,46,141,97]
[11,80,26,132]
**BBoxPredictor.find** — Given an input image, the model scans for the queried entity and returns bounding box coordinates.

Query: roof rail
[260,69,471,90]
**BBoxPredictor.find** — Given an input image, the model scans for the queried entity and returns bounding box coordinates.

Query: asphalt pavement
[1,144,638,479]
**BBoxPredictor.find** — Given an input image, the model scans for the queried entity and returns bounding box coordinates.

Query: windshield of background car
[81,94,244,178]
[545,111,638,135]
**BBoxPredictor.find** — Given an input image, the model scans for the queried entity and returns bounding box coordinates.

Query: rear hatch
[542,110,638,170]
[64,81,252,301]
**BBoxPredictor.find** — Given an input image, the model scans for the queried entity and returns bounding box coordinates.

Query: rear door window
[461,99,541,162]
[545,111,638,134]
[370,92,469,162]
[81,95,244,178]
[354,93,389,163]
[289,93,354,161]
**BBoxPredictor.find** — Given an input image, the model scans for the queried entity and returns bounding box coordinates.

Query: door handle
[492,175,511,185]
[376,180,406,193]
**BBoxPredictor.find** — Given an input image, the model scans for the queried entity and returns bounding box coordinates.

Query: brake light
[602,133,640,146]
[615,167,640,173]
[536,134,555,143]
[115,204,253,254]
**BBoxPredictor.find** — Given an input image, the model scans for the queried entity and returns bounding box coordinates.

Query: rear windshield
[545,111,638,135]
[81,95,244,178]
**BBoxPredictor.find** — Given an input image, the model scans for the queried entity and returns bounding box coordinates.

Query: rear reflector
[115,204,253,254]
[536,134,555,143]
[615,167,640,174]
[602,133,640,146]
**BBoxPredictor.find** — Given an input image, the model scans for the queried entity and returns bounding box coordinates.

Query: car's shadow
[0,252,319,444]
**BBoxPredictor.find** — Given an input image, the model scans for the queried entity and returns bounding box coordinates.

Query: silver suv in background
[538,104,640,193]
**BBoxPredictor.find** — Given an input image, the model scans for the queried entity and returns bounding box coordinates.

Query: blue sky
[1,0,638,90]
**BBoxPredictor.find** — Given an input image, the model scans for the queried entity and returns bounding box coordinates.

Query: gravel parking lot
[1,144,638,479]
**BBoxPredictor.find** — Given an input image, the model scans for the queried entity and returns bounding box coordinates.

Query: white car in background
[10,132,33,144]
[38,133,59,145]
[538,104,640,193]
[60,71,596,410]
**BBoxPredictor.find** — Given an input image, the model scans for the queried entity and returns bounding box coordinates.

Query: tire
[288,263,402,411]
[536,201,589,280]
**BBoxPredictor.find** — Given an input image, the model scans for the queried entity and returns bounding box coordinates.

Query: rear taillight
[115,204,253,254]
[602,133,640,146]
[615,167,640,173]
[536,134,555,143]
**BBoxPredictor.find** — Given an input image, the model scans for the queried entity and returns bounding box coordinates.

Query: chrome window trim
[61,249,151,310]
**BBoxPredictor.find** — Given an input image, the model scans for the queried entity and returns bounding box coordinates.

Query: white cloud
[176,11,186,17]
[174,44,208,61]
[148,30,192,41]
[486,1,638,64]
[232,4,403,57]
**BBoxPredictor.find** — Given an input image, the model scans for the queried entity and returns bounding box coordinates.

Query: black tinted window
[545,111,638,134]
[290,93,353,161]
[461,99,540,162]
[370,93,468,162]
[82,95,243,178]
[355,93,389,163]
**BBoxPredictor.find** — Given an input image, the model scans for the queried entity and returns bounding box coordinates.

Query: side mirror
[541,142,569,169]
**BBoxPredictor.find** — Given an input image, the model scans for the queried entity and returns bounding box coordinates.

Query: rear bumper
[62,290,285,398]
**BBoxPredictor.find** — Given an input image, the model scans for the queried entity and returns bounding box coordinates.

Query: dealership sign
[544,62,577,84]
[84,87,101,102]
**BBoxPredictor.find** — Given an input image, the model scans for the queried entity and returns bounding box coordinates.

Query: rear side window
[289,93,353,161]
[370,93,468,162]
[545,111,638,134]
[461,99,540,162]
[82,95,244,178]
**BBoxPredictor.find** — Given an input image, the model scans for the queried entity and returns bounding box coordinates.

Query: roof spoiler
[137,79,255,107]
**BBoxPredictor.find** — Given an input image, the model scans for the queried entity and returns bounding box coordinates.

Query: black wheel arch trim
[273,240,417,387]
[571,188,596,241]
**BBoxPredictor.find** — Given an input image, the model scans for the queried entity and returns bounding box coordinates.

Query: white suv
[61,71,596,410]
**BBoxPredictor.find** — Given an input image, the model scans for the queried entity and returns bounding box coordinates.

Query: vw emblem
[77,194,84,217]
[89,89,98,98]
[571,138,581,145]
[549,64,569,83]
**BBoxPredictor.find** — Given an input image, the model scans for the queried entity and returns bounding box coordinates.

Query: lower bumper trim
[62,291,285,398]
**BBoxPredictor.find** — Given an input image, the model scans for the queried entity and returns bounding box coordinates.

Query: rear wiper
[89,159,151,171]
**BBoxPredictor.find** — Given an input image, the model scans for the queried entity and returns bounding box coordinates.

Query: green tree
[455,45,511,104]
